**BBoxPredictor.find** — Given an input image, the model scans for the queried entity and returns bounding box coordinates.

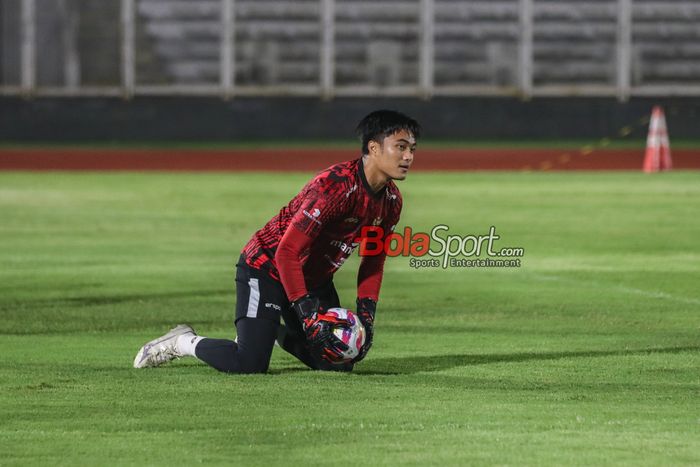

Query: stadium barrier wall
[1,96,700,142]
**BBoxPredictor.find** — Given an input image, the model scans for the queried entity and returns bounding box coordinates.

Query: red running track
[0,148,698,171]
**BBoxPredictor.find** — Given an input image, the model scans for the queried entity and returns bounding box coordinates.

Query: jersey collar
[358,157,386,199]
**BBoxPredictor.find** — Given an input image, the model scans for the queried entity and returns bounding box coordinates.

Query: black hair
[355,110,421,155]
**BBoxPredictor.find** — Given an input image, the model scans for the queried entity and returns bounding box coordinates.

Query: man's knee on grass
[194,318,278,374]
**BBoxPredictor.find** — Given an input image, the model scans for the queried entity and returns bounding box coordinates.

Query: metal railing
[2,0,700,100]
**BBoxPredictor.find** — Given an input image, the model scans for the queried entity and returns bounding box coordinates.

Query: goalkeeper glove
[353,297,376,362]
[292,294,349,358]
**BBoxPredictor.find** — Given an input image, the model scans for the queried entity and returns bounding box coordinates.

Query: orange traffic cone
[643,106,672,173]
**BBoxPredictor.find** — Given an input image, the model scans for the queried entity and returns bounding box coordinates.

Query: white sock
[176,333,205,357]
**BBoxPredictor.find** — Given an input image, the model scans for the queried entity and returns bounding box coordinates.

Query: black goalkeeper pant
[194,256,353,374]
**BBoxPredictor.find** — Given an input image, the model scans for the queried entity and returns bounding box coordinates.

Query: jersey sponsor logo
[303,209,322,225]
[344,217,359,224]
[330,239,358,255]
[265,302,282,311]
[372,217,383,226]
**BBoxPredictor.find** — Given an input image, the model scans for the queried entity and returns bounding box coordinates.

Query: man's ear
[368,139,381,156]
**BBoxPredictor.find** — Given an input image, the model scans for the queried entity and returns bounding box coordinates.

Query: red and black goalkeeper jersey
[241,157,402,301]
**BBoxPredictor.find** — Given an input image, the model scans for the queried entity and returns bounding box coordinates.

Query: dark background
[1,96,697,142]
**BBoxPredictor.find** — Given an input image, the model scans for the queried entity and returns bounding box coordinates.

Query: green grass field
[1,170,699,466]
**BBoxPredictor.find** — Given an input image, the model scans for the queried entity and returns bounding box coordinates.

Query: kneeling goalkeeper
[134,110,420,373]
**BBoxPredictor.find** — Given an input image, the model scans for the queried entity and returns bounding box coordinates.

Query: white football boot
[133,324,196,368]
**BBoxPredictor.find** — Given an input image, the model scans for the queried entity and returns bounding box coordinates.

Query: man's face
[368,129,417,181]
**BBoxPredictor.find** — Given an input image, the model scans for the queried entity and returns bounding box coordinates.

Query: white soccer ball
[325,307,366,364]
